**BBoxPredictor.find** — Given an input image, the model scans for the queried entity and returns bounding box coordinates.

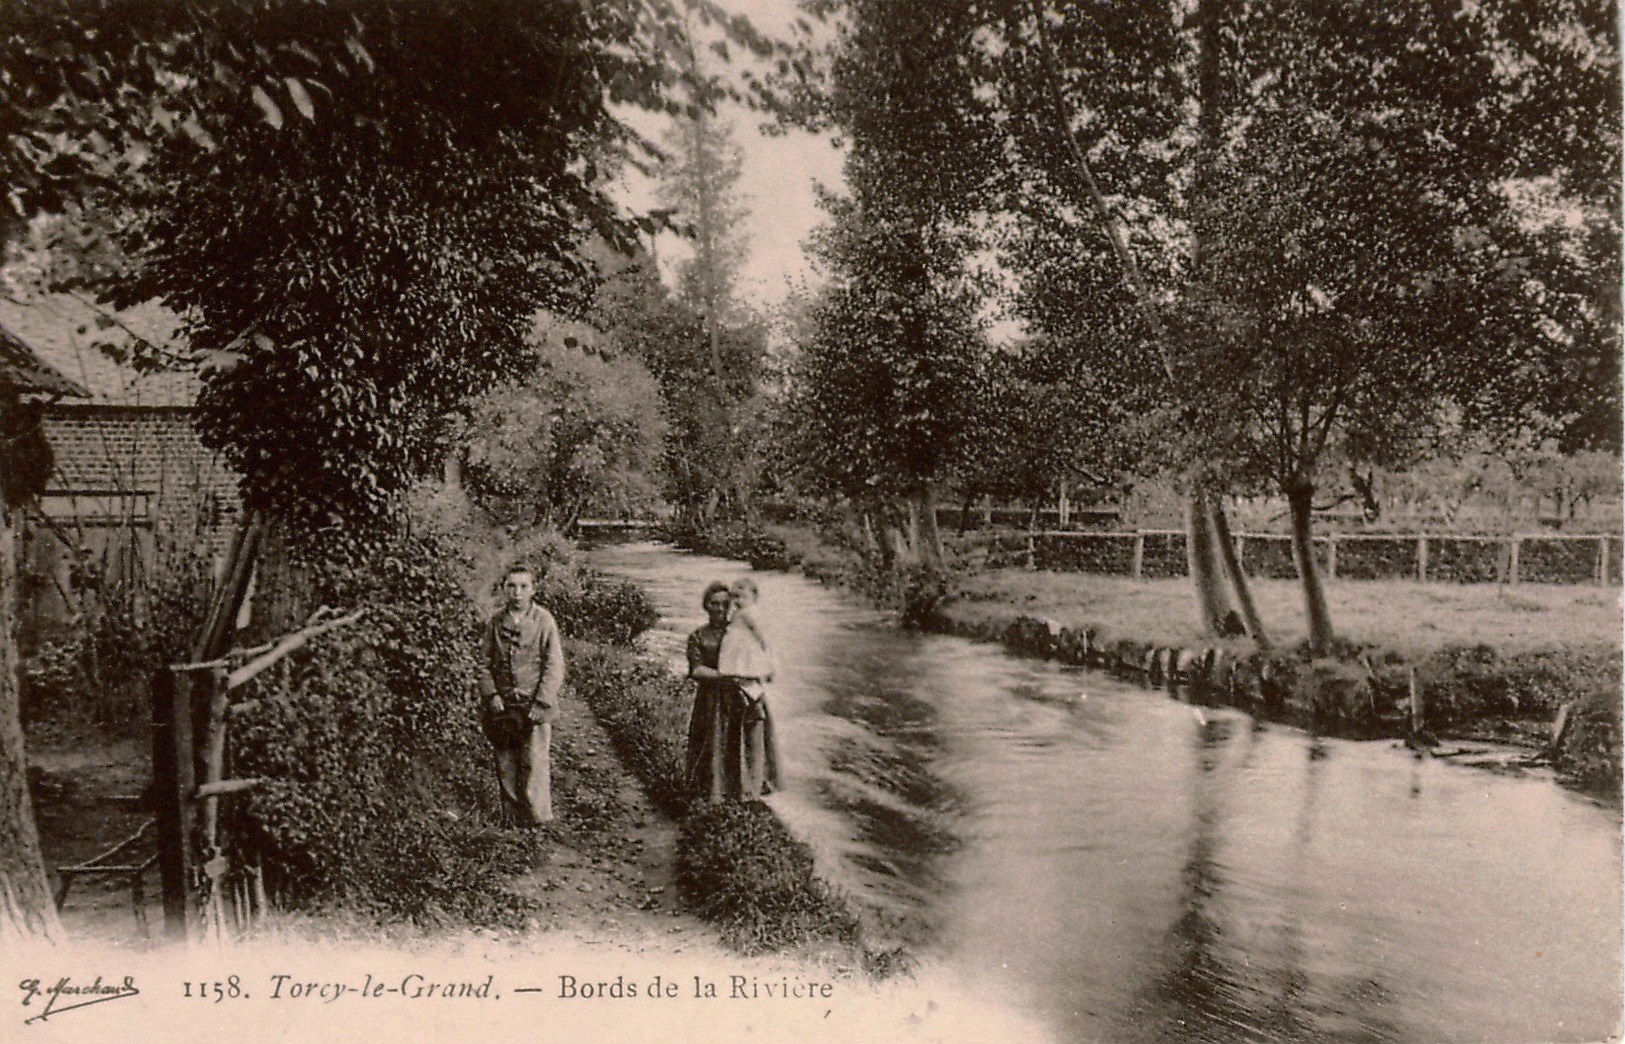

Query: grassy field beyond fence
[948,570,1623,658]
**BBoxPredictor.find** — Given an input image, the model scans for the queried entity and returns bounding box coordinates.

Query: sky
[613,0,846,313]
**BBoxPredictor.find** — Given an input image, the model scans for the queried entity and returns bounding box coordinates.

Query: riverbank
[23,498,874,978]
[668,520,1623,798]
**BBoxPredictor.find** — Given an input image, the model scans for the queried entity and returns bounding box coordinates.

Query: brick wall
[40,407,239,529]
[23,407,240,626]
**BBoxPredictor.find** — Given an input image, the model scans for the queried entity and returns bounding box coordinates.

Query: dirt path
[23,696,716,953]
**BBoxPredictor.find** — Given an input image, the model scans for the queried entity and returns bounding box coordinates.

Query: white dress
[718,616,775,704]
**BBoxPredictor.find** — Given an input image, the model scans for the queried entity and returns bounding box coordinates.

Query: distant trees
[460,319,667,533]
[611,108,771,529]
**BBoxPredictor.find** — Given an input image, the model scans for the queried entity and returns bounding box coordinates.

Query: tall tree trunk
[0,413,62,943]
[1186,489,1237,635]
[914,484,944,568]
[1206,497,1270,649]
[1287,480,1335,655]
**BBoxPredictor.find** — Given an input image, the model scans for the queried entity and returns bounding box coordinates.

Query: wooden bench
[54,819,159,936]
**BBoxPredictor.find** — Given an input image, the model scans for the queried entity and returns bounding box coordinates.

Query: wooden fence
[964,530,1622,586]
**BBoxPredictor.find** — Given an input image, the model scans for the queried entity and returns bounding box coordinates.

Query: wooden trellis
[151,517,363,941]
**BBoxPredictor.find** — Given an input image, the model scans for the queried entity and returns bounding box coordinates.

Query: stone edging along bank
[927,607,1621,799]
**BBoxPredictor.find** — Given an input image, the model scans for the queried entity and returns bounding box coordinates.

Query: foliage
[958,338,1145,517]
[229,528,533,926]
[460,319,667,533]
[19,511,216,726]
[771,0,1006,570]
[596,248,769,529]
[664,522,798,572]
[677,801,861,954]
[1416,643,1622,726]
[1554,684,1623,798]
[0,0,766,553]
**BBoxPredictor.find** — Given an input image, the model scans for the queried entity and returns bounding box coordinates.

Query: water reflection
[591,541,1623,1044]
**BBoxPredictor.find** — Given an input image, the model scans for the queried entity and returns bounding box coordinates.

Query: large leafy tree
[776,0,1004,567]
[782,205,992,566]
[0,0,761,940]
[1172,0,1619,652]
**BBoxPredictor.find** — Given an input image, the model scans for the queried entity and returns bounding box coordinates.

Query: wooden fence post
[1508,537,1521,584]
[1417,534,1428,582]
[1598,535,1610,586]
[1130,532,1145,580]
[150,668,195,940]
[1325,536,1338,579]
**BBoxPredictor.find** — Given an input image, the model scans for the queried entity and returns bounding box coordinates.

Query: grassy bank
[670,518,1622,798]
[567,641,866,958]
[950,569,1622,656]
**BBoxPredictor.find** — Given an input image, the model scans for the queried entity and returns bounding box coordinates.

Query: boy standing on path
[478,563,565,830]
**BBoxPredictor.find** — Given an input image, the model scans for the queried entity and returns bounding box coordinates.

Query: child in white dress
[718,577,775,722]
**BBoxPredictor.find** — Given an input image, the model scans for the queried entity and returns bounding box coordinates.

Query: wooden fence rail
[960,529,1621,586]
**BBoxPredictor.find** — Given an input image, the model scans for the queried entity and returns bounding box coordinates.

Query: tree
[1173,0,1619,652]
[0,0,762,941]
[782,205,991,567]
[775,0,1006,568]
[960,337,1142,527]
[461,320,667,532]
[649,107,770,526]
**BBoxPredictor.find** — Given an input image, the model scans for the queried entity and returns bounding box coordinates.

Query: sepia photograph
[0,0,1619,1041]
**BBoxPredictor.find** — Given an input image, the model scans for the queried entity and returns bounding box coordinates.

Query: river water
[588,540,1623,1043]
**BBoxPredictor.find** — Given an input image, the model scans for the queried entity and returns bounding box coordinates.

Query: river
[588,539,1623,1043]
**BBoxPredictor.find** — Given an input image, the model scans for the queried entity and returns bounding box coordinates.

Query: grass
[947,570,1623,657]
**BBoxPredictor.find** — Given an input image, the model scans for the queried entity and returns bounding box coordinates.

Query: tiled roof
[0,321,88,397]
[0,294,199,407]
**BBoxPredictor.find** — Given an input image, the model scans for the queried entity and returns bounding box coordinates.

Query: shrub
[1335,536,1418,580]
[665,522,797,572]
[677,802,860,954]
[230,529,534,928]
[543,571,659,647]
[1555,685,1623,798]
[19,523,214,726]
[1417,643,1621,725]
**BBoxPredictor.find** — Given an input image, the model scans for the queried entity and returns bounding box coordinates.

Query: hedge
[1334,536,1418,580]
[1428,537,1504,584]
[568,640,862,954]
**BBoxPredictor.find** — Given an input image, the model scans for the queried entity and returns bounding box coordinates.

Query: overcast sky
[614,0,845,312]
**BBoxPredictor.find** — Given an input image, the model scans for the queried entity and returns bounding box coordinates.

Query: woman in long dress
[685,579,781,802]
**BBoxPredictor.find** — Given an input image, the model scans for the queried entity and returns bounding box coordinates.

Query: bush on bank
[668,521,955,628]
[231,529,535,928]
[677,801,860,954]
[568,640,863,954]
